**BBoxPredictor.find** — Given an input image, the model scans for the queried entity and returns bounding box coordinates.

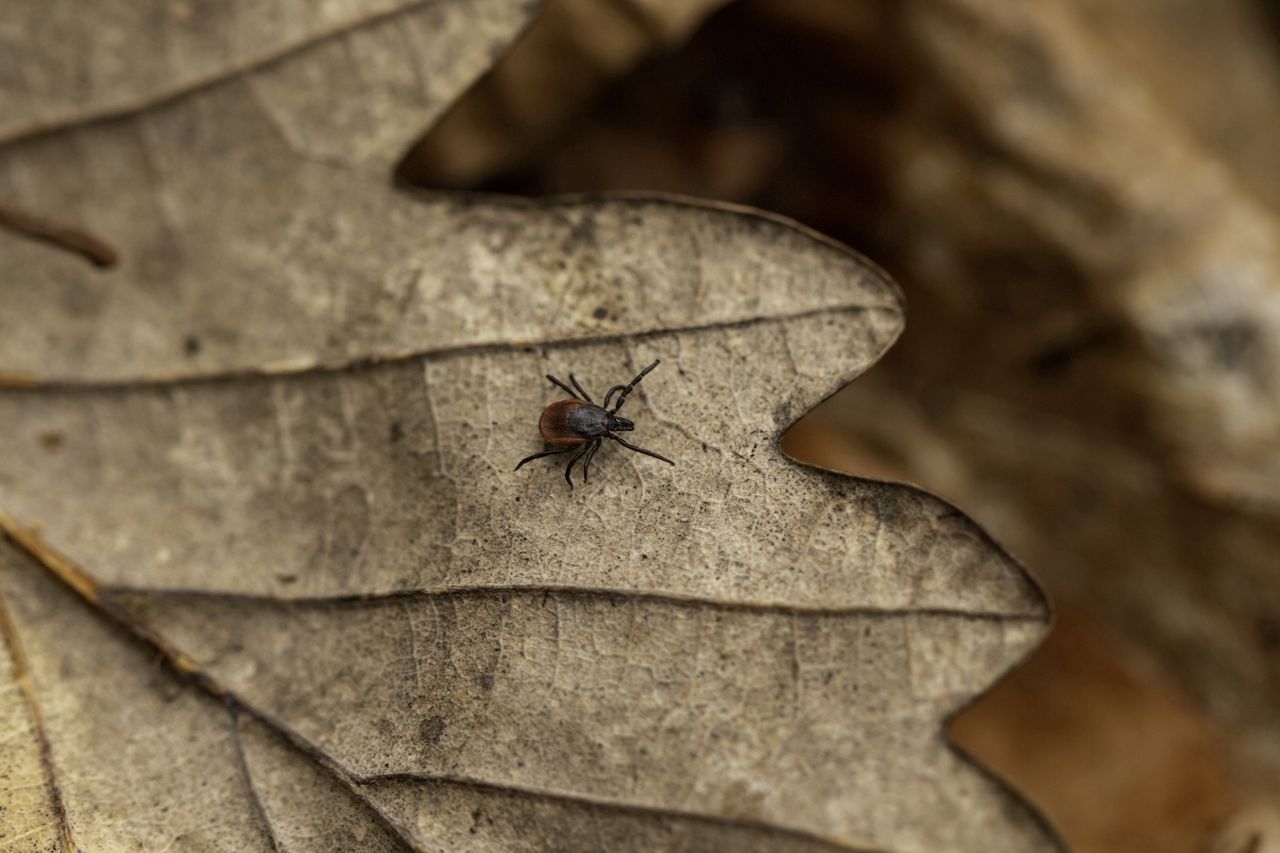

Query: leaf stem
[0,204,118,269]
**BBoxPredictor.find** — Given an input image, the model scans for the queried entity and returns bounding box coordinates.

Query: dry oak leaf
[0,4,1055,852]
[0,0,538,381]
[0,210,1059,852]
[0,0,536,146]
[0,196,1059,850]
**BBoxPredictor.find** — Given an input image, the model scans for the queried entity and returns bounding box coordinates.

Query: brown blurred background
[396,1,1280,850]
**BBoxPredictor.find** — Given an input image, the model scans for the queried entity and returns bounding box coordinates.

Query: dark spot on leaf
[183,335,201,356]
[38,431,64,452]
[418,714,446,747]
[560,217,596,254]
[390,421,404,442]
[592,306,608,320]
[318,485,370,568]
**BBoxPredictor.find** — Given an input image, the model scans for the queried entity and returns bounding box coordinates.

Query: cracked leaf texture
[0,1,1056,850]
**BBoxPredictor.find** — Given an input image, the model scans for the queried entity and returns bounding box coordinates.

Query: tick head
[609,415,635,432]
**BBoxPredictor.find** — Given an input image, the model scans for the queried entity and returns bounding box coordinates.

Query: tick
[515,359,675,490]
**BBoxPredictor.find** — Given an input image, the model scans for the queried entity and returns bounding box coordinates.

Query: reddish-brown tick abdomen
[539,399,589,446]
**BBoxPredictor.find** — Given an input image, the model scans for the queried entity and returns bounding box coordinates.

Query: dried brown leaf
[0,3,1057,850]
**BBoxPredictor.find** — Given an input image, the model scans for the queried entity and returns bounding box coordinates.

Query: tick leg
[563,443,591,490]
[546,374,580,399]
[582,439,602,482]
[607,359,661,414]
[607,432,675,465]
[601,384,626,409]
[514,446,574,471]
[569,374,594,403]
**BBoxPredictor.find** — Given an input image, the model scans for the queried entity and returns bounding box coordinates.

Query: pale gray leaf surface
[0,566,63,852]
[1,290,998,609]
[356,773,859,853]
[0,540,408,851]
[116,587,1048,852]
[235,713,411,852]
[0,0,533,145]
[0,0,536,382]
[0,209,1054,849]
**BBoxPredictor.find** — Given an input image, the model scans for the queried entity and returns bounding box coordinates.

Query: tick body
[516,360,674,490]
